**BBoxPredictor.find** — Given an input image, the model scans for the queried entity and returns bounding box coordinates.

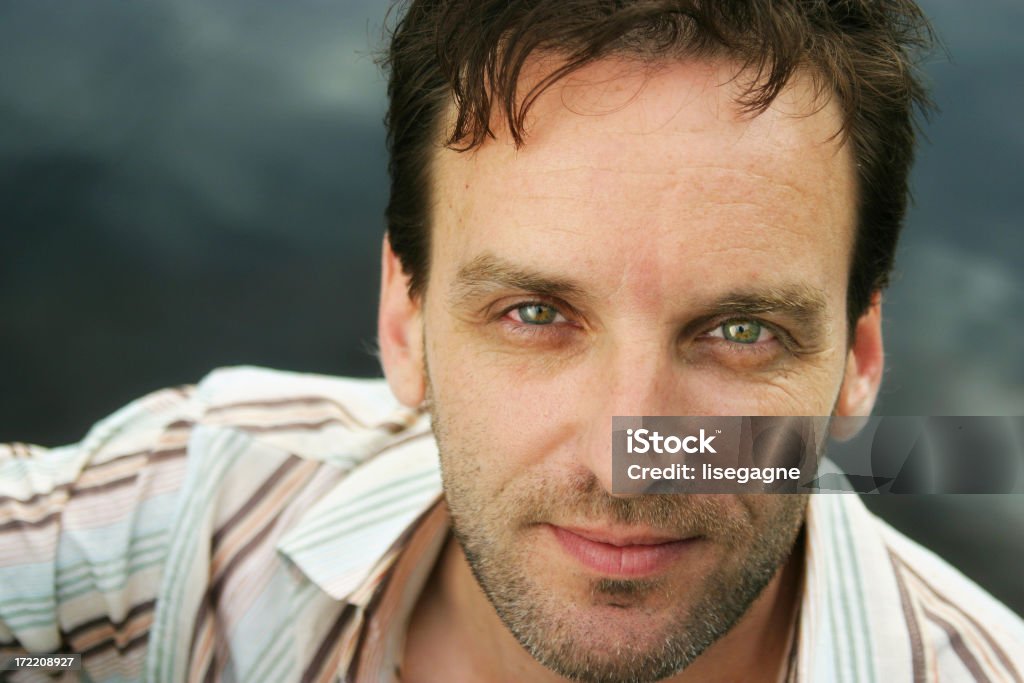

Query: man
[1,1,1022,681]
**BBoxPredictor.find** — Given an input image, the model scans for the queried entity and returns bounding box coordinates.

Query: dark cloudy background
[1,1,1022,613]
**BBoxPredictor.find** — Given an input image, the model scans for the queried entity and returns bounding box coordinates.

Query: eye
[509,303,564,325]
[708,319,776,344]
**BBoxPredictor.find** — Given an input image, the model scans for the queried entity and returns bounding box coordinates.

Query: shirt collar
[274,422,442,602]
[274,438,917,679]
[193,365,442,603]
[268,427,917,678]
[797,493,916,682]
[304,489,915,680]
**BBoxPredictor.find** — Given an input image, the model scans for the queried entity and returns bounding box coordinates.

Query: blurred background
[1,1,1021,613]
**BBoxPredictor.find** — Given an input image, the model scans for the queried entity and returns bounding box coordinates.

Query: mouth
[546,524,701,578]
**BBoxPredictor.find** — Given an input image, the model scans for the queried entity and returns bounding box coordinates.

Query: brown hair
[380,0,935,330]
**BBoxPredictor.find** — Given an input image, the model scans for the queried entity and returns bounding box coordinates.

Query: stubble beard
[427,388,807,683]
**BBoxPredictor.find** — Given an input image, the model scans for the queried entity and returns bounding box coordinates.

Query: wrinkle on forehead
[433,58,854,207]
[428,55,857,314]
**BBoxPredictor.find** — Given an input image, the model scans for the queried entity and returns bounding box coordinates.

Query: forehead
[429,57,856,301]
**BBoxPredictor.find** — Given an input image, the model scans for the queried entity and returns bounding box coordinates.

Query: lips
[547,524,700,578]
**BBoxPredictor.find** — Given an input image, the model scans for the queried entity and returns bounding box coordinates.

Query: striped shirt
[1,365,1022,682]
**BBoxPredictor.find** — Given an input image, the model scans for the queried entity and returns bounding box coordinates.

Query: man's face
[391,57,864,680]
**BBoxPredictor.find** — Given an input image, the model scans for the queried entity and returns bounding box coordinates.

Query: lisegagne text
[626,463,802,484]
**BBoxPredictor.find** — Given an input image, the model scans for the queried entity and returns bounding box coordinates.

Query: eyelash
[496,300,578,340]
[705,318,779,348]
[495,300,793,355]
[702,323,784,359]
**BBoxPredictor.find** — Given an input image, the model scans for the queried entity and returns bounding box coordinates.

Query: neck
[404,529,805,683]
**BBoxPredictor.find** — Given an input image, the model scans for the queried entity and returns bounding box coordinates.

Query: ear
[831,291,884,440]
[377,236,426,408]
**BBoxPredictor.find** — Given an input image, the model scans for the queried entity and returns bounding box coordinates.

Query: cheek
[743,493,807,542]
[428,305,588,411]
[427,335,575,488]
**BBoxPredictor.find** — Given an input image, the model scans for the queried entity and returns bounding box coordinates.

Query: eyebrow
[680,286,831,344]
[449,252,831,337]
[698,287,829,326]
[449,253,595,309]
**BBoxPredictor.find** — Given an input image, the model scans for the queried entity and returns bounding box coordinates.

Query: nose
[573,343,683,494]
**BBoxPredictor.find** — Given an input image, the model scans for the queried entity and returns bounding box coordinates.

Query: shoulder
[2,365,417,487]
[194,365,414,431]
[194,365,401,418]
[873,508,1024,680]
[188,365,427,463]
[0,383,197,507]
[0,384,199,655]
[802,494,1023,682]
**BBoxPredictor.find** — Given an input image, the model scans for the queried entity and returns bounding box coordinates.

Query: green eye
[517,303,559,325]
[721,319,762,344]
